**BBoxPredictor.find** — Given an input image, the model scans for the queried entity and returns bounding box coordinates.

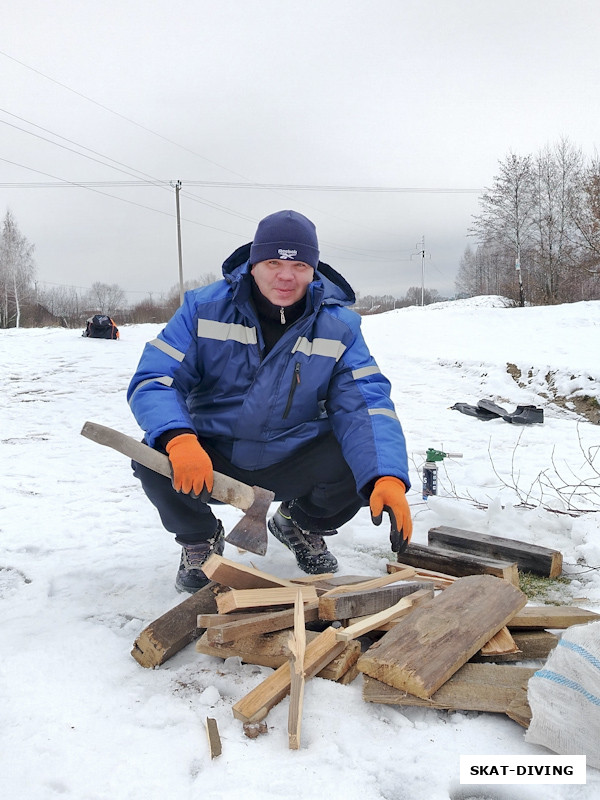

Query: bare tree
[84,282,126,317]
[0,209,36,328]
[470,152,537,305]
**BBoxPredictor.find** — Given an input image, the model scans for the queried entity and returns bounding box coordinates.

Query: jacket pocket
[282,362,301,419]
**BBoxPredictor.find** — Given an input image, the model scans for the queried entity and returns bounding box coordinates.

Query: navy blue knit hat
[249,210,320,269]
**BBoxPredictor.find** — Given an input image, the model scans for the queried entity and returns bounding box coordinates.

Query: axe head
[224,486,274,556]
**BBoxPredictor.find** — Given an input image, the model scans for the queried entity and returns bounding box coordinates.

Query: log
[204,601,320,644]
[395,542,519,585]
[232,627,346,723]
[507,605,600,628]
[131,583,219,668]
[334,588,433,642]
[196,628,360,681]
[216,585,317,614]
[428,525,563,578]
[318,581,432,621]
[357,575,527,699]
[362,663,536,715]
[201,554,296,589]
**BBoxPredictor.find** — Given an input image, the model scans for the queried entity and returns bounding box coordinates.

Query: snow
[2,297,599,799]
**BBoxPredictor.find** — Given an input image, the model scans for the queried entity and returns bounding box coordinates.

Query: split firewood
[216,585,318,614]
[318,567,416,598]
[205,717,222,759]
[287,591,306,750]
[357,575,527,699]
[201,554,296,589]
[387,561,455,589]
[232,626,346,723]
[203,601,320,645]
[428,526,563,578]
[479,626,520,656]
[334,588,433,642]
[196,628,360,681]
[471,630,558,663]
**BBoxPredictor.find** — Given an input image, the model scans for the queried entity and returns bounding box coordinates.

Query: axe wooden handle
[81,421,255,511]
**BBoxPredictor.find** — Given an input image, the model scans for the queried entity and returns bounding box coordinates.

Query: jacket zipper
[282,362,301,419]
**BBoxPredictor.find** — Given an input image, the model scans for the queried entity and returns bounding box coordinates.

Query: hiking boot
[268,503,338,574]
[175,521,225,593]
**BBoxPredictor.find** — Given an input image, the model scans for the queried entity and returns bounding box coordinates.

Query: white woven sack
[525,621,600,768]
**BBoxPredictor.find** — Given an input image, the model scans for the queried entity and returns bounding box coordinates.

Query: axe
[80,421,272,556]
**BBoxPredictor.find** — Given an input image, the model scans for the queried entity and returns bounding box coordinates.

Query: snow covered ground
[1,297,599,799]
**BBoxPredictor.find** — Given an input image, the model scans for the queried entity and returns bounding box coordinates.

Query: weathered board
[357,574,527,699]
[428,526,563,578]
[204,601,320,644]
[362,662,536,716]
[318,581,431,621]
[131,583,219,668]
[396,542,519,585]
[471,630,558,663]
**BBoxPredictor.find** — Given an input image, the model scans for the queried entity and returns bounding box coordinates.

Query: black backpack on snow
[83,314,119,339]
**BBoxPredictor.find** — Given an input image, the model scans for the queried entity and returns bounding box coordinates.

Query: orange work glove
[165,433,214,499]
[369,476,412,554]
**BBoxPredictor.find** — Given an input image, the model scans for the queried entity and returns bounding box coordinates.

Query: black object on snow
[451,399,544,424]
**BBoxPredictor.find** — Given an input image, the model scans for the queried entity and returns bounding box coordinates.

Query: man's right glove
[369,476,413,553]
[165,433,213,499]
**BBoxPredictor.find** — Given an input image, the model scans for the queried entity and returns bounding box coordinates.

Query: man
[128,210,412,592]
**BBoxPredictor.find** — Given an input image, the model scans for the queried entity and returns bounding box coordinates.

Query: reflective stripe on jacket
[127,254,410,495]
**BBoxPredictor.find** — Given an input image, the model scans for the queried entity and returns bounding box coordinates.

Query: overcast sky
[2,0,599,304]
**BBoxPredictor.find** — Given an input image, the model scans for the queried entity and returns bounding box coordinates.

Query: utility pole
[174,180,184,306]
[410,236,431,306]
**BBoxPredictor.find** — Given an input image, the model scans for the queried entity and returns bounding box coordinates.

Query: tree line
[457,138,600,305]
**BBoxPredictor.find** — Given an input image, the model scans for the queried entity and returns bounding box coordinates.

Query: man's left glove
[369,476,412,554]
[165,433,214,500]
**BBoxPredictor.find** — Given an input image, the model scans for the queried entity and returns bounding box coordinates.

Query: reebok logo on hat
[278,249,298,259]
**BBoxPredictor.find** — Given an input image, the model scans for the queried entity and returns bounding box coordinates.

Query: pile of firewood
[131,527,599,752]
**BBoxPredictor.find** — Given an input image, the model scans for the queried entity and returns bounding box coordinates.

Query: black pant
[132,433,366,545]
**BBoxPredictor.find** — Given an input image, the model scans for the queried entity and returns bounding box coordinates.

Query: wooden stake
[216,585,317,614]
[318,567,416,598]
[334,588,433,642]
[205,717,222,759]
[287,591,306,750]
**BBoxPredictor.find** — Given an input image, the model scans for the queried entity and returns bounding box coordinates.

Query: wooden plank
[204,601,320,644]
[318,568,416,598]
[507,605,600,628]
[387,561,455,589]
[506,683,533,728]
[334,588,433,642]
[196,628,360,680]
[287,591,306,750]
[131,583,218,668]
[395,542,520,585]
[232,627,346,723]
[216,585,317,614]
[362,663,536,714]
[357,575,527,699]
[205,717,222,759]
[428,525,563,578]
[198,612,254,627]
[318,581,432,621]
[201,554,296,589]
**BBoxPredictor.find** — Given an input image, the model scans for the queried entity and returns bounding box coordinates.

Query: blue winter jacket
[127,246,410,497]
